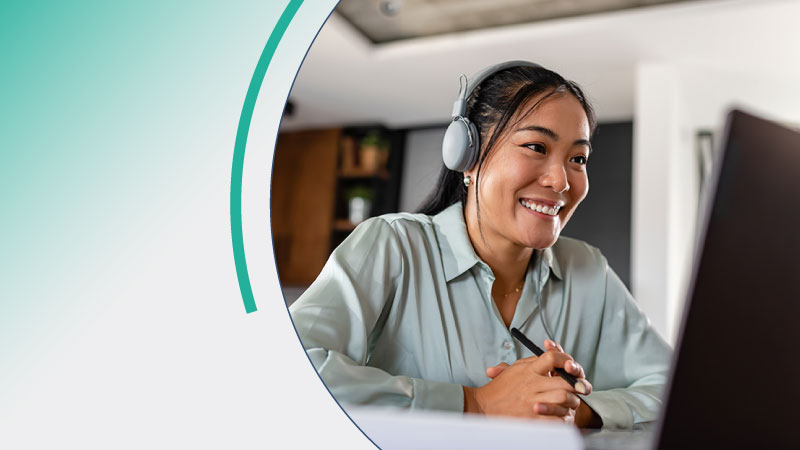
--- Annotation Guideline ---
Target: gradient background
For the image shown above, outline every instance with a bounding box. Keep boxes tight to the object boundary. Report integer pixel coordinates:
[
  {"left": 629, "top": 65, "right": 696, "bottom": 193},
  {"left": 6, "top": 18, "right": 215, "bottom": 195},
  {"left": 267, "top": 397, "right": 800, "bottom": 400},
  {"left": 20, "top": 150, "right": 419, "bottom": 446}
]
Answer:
[{"left": 0, "top": 1, "right": 371, "bottom": 447}]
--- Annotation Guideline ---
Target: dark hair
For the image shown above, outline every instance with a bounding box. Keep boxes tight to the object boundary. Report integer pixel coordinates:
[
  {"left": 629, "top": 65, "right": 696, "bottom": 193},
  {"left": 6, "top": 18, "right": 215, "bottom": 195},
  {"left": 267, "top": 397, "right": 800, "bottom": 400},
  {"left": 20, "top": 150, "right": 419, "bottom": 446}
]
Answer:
[{"left": 417, "top": 65, "right": 596, "bottom": 216}]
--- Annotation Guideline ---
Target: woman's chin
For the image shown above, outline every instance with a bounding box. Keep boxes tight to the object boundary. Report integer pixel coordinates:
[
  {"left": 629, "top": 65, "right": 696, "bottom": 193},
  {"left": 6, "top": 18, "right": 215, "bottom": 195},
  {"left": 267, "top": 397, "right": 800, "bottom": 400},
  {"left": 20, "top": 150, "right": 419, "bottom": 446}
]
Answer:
[
  {"left": 521, "top": 234, "right": 559, "bottom": 250},
  {"left": 515, "top": 219, "right": 563, "bottom": 249}
]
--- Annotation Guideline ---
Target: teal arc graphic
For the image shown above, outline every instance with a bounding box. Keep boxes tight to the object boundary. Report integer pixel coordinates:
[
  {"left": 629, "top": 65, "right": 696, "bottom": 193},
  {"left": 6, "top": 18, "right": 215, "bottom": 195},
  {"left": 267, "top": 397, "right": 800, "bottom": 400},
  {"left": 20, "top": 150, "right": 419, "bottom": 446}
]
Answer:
[{"left": 231, "top": 0, "right": 304, "bottom": 313}]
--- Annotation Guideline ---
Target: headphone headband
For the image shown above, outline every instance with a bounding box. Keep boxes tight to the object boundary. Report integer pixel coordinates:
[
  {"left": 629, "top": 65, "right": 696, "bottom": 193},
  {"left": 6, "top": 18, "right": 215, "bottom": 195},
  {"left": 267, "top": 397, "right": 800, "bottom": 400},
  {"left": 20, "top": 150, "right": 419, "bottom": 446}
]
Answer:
[
  {"left": 465, "top": 60, "right": 543, "bottom": 102},
  {"left": 452, "top": 60, "right": 544, "bottom": 118}
]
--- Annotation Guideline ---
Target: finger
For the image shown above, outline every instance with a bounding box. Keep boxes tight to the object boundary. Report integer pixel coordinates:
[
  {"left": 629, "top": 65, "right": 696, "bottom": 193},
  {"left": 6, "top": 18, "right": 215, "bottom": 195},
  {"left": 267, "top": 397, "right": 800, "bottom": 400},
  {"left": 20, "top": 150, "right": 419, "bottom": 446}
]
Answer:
[
  {"left": 535, "top": 389, "right": 581, "bottom": 410},
  {"left": 544, "top": 355, "right": 590, "bottom": 394},
  {"left": 542, "top": 342, "right": 583, "bottom": 378},
  {"left": 485, "top": 362, "right": 510, "bottom": 379},
  {"left": 544, "top": 339, "right": 564, "bottom": 353},
  {"left": 535, "top": 374, "right": 590, "bottom": 397},
  {"left": 529, "top": 351, "right": 575, "bottom": 376},
  {"left": 534, "top": 402, "right": 572, "bottom": 417},
  {"left": 513, "top": 354, "right": 540, "bottom": 365},
  {"left": 549, "top": 371, "right": 592, "bottom": 395},
  {"left": 576, "top": 378, "right": 593, "bottom": 395},
  {"left": 564, "top": 360, "right": 585, "bottom": 379}
]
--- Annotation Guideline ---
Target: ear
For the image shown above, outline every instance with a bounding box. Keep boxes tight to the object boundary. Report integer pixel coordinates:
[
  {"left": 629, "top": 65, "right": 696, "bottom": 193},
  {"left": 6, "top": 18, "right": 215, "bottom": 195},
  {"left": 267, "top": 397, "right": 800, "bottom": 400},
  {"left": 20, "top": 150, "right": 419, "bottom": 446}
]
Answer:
[
  {"left": 463, "top": 167, "right": 477, "bottom": 180},
  {"left": 462, "top": 168, "right": 478, "bottom": 193}
]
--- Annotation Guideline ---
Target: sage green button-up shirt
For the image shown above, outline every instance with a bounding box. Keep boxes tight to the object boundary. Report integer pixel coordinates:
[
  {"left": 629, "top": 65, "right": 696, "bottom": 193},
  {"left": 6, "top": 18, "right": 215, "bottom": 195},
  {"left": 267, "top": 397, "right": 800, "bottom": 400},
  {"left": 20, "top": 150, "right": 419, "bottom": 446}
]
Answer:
[{"left": 289, "top": 203, "right": 672, "bottom": 430}]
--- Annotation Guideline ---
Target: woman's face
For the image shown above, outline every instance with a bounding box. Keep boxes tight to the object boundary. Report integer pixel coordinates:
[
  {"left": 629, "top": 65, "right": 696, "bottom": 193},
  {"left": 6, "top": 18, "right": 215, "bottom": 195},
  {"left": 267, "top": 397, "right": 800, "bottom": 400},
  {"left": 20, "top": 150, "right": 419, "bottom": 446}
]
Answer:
[{"left": 466, "top": 92, "right": 591, "bottom": 250}]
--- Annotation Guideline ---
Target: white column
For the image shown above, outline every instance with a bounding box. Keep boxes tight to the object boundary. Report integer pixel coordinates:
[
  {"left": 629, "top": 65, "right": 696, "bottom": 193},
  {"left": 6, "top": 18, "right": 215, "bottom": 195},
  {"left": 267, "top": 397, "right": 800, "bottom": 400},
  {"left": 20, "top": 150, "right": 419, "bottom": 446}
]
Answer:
[{"left": 631, "top": 63, "right": 698, "bottom": 344}]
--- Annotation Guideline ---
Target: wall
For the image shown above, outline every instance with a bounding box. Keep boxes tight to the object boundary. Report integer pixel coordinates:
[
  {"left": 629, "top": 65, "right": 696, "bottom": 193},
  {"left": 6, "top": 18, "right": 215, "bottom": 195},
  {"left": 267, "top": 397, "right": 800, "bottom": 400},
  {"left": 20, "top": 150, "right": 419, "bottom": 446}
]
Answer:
[
  {"left": 564, "top": 121, "right": 633, "bottom": 287},
  {"left": 399, "top": 127, "right": 447, "bottom": 213},
  {"left": 631, "top": 61, "right": 800, "bottom": 343}
]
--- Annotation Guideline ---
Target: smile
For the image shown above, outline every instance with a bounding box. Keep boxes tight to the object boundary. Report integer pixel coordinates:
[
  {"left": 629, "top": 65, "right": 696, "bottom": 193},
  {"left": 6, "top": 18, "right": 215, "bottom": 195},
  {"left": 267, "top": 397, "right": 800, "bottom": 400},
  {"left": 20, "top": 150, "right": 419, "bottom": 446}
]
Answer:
[{"left": 520, "top": 199, "right": 561, "bottom": 216}]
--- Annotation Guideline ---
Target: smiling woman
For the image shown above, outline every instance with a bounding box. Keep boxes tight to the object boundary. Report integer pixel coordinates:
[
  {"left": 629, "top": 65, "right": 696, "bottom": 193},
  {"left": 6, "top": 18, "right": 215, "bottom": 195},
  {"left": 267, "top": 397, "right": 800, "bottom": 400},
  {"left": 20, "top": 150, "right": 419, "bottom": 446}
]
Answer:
[{"left": 289, "top": 61, "right": 671, "bottom": 430}]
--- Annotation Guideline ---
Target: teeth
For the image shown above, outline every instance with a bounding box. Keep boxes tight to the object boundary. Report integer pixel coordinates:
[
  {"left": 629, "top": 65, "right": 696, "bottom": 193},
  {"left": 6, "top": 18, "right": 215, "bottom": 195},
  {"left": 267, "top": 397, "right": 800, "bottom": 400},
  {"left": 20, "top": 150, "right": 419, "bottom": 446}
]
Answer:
[{"left": 520, "top": 199, "right": 561, "bottom": 216}]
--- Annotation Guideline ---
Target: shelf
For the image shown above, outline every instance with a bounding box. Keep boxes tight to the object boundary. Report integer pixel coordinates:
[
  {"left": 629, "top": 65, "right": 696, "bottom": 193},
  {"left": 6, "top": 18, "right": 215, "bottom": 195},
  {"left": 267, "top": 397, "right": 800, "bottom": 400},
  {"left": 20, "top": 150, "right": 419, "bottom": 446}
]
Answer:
[
  {"left": 333, "top": 219, "right": 359, "bottom": 231},
  {"left": 338, "top": 168, "right": 390, "bottom": 179},
  {"left": 329, "top": 126, "right": 405, "bottom": 253}
]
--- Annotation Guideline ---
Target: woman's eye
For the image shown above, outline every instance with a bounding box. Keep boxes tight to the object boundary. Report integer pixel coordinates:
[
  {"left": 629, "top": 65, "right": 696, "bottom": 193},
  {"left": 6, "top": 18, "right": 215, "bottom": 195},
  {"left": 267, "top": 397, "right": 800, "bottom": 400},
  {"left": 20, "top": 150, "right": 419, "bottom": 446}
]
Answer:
[
  {"left": 525, "top": 143, "right": 546, "bottom": 154},
  {"left": 571, "top": 155, "right": 588, "bottom": 165}
]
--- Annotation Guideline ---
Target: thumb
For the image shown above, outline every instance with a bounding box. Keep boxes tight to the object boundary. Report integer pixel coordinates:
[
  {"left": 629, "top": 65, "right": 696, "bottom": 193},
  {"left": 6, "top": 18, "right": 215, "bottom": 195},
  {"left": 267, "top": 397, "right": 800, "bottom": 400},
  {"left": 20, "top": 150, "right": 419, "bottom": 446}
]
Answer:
[{"left": 485, "top": 362, "right": 511, "bottom": 379}]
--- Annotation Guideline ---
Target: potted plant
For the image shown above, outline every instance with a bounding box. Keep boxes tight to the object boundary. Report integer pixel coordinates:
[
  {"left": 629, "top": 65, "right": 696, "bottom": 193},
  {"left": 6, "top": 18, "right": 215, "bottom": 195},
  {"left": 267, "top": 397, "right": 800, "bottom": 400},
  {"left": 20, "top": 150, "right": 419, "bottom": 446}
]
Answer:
[
  {"left": 346, "top": 185, "right": 374, "bottom": 224},
  {"left": 359, "top": 132, "right": 389, "bottom": 172}
]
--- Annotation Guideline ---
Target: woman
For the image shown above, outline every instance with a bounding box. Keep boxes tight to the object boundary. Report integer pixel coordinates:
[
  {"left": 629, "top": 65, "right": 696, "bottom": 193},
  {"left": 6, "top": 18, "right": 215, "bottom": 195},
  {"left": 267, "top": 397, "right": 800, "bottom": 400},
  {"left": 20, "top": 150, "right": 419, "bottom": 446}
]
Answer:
[{"left": 289, "top": 61, "right": 671, "bottom": 429}]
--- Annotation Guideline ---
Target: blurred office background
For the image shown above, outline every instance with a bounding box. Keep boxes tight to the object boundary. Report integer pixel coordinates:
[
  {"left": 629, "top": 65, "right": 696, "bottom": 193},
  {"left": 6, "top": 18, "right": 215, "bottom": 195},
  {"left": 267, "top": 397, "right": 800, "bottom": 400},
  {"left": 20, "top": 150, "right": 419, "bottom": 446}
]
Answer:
[{"left": 273, "top": 0, "right": 800, "bottom": 344}]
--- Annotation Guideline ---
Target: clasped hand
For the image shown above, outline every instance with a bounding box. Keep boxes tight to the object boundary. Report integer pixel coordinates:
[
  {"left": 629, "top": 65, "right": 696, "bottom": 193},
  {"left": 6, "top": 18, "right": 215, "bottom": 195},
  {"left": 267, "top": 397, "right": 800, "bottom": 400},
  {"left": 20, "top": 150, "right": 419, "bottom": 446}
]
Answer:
[{"left": 463, "top": 340, "right": 592, "bottom": 425}]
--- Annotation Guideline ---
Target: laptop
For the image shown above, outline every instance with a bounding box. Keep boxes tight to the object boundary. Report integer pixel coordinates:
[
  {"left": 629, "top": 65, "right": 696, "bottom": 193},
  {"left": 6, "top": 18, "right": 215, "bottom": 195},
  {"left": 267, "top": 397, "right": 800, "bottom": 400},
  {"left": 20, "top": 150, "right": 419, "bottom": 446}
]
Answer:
[{"left": 588, "top": 109, "right": 800, "bottom": 449}]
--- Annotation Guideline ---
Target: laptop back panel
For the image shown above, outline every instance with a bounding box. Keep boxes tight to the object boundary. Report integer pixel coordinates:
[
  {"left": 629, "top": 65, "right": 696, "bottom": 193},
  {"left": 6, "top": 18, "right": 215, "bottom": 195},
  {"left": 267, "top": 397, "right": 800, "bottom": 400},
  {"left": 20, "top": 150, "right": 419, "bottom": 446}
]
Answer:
[{"left": 656, "top": 110, "right": 800, "bottom": 449}]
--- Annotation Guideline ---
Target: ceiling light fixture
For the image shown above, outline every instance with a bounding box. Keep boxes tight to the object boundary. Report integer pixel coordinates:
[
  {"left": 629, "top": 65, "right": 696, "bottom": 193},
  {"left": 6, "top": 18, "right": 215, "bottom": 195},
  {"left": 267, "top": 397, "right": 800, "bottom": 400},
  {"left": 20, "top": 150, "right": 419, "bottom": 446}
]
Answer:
[{"left": 378, "top": 0, "right": 403, "bottom": 17}]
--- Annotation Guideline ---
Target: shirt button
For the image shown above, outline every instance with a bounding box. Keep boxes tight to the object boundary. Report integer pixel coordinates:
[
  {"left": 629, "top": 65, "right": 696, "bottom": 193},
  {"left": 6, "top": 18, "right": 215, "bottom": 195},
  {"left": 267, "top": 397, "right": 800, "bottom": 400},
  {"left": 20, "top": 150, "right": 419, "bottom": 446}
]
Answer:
[{"left": 503, "top": 340, "right": 512, "bottom": 350}]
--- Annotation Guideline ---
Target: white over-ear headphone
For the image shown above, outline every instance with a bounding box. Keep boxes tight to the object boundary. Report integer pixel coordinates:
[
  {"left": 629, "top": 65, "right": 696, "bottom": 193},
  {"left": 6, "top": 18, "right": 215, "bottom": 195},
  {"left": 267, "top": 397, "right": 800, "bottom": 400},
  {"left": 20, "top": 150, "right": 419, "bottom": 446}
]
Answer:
[{"left": 441, "top": 60, "right": 543, "bottom": 172}]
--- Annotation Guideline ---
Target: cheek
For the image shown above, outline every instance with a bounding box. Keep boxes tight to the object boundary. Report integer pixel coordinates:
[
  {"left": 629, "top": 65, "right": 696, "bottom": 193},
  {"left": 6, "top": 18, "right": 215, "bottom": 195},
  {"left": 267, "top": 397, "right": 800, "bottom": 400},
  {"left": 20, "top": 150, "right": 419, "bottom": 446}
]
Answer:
[
  {"left": 574, "top": 175, "right": 588, "bottom": 203},
  {"left": 477, "top": 177, "right": 507, "bottom": 215},
  {"left": 479, "top": 163, "right": 523, "bottom": 206},
  {"left": 565, "top": 173, "right": 589, "bottom": 216}
]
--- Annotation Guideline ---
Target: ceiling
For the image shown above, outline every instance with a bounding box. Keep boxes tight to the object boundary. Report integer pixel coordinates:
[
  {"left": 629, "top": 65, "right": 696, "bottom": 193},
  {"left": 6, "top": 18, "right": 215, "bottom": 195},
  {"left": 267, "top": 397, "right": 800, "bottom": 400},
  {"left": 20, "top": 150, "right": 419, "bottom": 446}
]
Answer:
[
  {"left": 337, "top": 0, "right": 698, "bottom": 43},
  {"left": 281, "top": 0, "right": 800, "bottom": 130}
]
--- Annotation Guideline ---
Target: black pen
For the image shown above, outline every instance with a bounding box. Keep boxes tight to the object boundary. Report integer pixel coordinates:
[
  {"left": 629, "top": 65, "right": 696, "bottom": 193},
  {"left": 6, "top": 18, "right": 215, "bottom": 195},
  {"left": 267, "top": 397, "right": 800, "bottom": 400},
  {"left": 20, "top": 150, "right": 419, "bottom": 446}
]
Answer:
[{"left": 510, "top": 327, "right": 588, "bottom": 395}]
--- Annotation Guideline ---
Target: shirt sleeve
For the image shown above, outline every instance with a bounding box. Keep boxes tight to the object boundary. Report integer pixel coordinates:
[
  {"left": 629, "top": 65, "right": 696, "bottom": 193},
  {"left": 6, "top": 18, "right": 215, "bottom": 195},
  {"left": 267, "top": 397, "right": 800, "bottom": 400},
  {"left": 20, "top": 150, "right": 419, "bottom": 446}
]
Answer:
[
  {"left": 288, "top": 217, "right": 465, "bottom": 412},
  {"left": 580, "top": 263, "right": 673, "bottom": 430}
]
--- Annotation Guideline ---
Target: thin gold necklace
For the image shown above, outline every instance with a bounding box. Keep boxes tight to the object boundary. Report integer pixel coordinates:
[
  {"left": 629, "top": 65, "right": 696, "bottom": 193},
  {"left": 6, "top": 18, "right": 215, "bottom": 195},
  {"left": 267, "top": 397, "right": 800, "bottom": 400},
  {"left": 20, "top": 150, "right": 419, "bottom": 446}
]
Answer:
[{"left": 502, "top": 281, "right": 524, "bottom": 298}]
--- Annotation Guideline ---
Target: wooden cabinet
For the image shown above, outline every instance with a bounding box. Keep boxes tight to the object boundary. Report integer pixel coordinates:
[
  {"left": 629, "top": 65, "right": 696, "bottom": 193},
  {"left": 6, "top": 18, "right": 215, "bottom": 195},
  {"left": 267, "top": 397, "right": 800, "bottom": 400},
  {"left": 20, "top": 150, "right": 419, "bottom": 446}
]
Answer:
[
  {"left": 272, "top": 126, "right": 405, "bottom": 285},
  {"left": 271, "top": 128, "right": 340, "bottom": 286}
]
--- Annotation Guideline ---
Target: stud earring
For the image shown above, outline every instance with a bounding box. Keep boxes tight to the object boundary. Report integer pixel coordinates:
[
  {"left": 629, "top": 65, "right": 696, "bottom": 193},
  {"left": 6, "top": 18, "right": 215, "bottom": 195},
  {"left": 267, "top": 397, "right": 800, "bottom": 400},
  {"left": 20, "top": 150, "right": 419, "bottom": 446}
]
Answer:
[{"left": 463, "top": 175, "right": 471, "bottom": 187}]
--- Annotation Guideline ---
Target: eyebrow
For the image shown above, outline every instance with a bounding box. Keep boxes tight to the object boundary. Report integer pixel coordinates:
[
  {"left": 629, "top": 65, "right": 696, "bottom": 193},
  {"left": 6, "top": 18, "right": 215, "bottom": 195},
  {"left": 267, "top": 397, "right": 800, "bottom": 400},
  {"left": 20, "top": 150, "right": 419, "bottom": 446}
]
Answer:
[{"left": 515, "top": 125, "right": 593, "bottom": 153}]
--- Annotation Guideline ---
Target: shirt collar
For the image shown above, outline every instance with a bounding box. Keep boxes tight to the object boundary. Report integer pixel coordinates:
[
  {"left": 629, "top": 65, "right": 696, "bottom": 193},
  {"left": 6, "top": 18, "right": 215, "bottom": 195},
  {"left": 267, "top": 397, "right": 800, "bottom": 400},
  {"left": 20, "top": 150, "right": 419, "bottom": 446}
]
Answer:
[
  {"left": 540, "top": 245, "right": 563, "bottom": 280},
  {"left": 432, "top": 202, "right": 563, "bottom": 282},
  {"left": 433, "top": 203, "right": 482, "bottom": 281}
]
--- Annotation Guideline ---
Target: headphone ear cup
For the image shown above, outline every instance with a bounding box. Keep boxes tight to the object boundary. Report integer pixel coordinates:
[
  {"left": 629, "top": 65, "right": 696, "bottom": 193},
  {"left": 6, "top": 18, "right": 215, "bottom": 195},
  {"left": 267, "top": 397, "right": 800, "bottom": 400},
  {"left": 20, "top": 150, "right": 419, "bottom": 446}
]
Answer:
[
  {"left": 467, "top": 121, "right": 480, "bottom": 168},
  {"left": 442, "top": 118, "right": 480, "bottom": 172}
]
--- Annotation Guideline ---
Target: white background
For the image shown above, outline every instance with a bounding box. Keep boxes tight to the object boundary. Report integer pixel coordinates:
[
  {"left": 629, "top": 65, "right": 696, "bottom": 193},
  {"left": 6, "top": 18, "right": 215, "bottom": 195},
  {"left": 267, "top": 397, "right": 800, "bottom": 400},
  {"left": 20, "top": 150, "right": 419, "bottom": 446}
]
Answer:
[{"left": 0, "top": 1, "right": 374, "bottom": 448}]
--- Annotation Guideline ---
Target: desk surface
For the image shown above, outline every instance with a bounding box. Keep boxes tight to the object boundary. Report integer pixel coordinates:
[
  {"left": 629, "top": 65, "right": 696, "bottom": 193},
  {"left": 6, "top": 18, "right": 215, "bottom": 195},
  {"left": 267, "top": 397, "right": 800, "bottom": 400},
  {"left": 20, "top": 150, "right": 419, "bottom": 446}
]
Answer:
[
  {"left": 582, "top": 429, "right": 654, "bottom": 450},
  {"left": 346, "top": 406, "right": 584, "bottom": 450},
  {"left": 343, "top": 406, "right": 664, "bottom": 450}
]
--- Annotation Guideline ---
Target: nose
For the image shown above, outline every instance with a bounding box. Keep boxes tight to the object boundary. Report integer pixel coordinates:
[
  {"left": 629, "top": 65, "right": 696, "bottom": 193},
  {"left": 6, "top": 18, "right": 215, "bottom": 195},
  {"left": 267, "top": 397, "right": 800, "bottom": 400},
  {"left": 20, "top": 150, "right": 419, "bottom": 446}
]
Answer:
[{"left": 538, "top": 161, "right": 569, "bottom": 193}]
